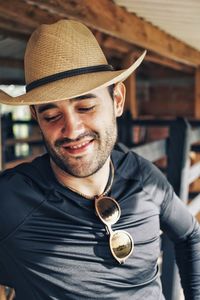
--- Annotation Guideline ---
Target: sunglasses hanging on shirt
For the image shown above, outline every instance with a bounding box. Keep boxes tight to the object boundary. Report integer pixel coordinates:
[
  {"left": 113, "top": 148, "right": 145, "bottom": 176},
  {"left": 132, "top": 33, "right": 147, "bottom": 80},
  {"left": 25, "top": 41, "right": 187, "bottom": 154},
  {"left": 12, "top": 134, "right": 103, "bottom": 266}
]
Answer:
[
  {"left": 56, "top": 158, "right": 134, "bottom": 264},
  {"left": 95, "top": 196, "right": 134, "bottom": 264}
]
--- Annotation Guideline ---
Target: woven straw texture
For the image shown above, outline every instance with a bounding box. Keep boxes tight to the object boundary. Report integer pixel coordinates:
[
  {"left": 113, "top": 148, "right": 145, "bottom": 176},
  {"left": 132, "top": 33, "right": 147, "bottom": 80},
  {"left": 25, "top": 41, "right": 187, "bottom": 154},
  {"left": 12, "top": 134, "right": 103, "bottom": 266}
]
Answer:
[{"left": 0, "top": 20, "right": 146, "bottom": 105}]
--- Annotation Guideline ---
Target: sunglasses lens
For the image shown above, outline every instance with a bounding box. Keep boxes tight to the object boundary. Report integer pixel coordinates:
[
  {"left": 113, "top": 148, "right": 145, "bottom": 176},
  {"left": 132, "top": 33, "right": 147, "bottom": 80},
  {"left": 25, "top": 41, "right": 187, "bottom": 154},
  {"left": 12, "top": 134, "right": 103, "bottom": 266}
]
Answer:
[
  {"left": 96, "top": 197, "right": 120, "bottom": 224},
  {"left": 111, "top": 231, "right": 133, "bottom": 259}
]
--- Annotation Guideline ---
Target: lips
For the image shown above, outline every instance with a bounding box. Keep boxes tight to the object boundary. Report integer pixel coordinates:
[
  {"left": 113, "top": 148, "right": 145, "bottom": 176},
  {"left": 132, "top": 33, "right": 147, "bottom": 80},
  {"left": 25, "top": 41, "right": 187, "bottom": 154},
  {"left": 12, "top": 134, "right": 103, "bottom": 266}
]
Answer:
[
  {"left": 66, "top": 140, "right": 92, "bottom": 149},
  {"left": 61, "top": 139, "right": 94, "bottom": 155}
]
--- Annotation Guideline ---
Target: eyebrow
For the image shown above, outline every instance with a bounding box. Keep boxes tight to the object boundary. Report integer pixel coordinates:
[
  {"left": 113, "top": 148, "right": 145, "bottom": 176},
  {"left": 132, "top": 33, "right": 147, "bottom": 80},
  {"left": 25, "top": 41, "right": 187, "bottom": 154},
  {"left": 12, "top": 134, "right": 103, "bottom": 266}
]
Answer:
[
  {"left": 74, "top": 93, "right": 96, "bottom": 101},
  {"left": 37, "top": 103, "right": 57, "bottom": 114},
  {"left": 37, "top": 93, "right": 97, "bottom": 114}
]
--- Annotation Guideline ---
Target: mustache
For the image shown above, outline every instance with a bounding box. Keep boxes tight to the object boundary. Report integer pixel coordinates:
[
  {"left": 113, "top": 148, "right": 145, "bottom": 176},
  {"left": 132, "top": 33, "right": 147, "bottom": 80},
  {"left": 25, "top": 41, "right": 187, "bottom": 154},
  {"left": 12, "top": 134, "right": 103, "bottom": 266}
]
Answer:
[{"left": 55, "top": 132, "right": 99, "bottom": 147}]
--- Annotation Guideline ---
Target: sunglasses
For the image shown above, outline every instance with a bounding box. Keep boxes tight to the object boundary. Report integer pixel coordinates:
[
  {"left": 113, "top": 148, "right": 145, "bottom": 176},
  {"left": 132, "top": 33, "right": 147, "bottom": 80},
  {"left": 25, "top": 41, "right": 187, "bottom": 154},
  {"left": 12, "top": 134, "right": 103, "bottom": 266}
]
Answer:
[{"left": 95, "top": 196, "right": 134, "bottom": 264}]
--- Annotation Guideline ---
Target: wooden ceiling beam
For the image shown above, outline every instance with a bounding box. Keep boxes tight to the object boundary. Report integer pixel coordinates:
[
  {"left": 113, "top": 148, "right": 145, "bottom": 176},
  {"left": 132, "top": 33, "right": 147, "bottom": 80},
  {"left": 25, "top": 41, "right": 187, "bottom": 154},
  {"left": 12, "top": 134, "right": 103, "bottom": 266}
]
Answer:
[
  {"left": 21, "top": 0, "right": 200, "bottom": 66},
  {"left": 134, "top": 51, "right": 194, "bottom": 74},
  {"left": 194, "top": 67, "right": 200, "bottom": 119},
  {"left": 0, "top": 16, "right": 32, "bottom": 37},
  {"left": 0, "top": 1, "right": 58, "bottom": 38},
  {"left": 0, "top": 0, "right": 199, "bottom": 67},
  {"left": 0, "top": 2, "right": 48, "bottom": 30},
  {"left": 122, "top": 53, "right": 138, "bottom": 117},
  {"left": 101, "top": 36, "right": 194, "bottom": 73},
  {"left": 102, "top": 36, "right": 132, "bottom": 54},
  {"left": 0, "top": 28, "right": 28, "bottom": 40}
]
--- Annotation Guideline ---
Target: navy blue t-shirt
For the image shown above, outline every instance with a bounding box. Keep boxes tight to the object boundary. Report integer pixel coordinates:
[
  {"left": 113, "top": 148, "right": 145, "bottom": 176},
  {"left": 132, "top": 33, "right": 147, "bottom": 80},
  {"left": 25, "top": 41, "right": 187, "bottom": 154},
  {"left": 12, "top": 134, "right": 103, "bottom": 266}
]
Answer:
[{"left": 0, "top": 150, "right": 199, "bottom": 299}]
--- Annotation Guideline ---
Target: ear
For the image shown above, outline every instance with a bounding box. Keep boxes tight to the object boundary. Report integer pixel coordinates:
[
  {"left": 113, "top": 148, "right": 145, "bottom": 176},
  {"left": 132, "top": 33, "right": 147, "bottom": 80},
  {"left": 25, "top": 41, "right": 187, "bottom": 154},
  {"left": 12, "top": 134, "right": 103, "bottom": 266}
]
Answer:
[
  {"left": 113, "top": 82, "right": 126, "bottom": 117},
  {"left": 30, "top": 105, "right": 37, "bottom": 121}
]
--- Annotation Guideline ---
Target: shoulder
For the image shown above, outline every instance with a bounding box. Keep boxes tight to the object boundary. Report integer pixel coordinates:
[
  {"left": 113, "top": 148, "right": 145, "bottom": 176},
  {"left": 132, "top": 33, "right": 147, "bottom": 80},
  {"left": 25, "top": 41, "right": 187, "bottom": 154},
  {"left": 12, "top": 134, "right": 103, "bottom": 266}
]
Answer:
[
  {"left": 0, "top": 153, "right": 49, "bottom": 189},
  {"left": 0, "top": 166, "right": 32, "bottom": 199},
  {"left": 112, "top": 148, "right": 173, "bottom": 205},
  {"left": 112, "top": 148, "right": 164, "bottom": 182},
  {"left": 0, "top": 155, "right": 48, "bottom": 241}
]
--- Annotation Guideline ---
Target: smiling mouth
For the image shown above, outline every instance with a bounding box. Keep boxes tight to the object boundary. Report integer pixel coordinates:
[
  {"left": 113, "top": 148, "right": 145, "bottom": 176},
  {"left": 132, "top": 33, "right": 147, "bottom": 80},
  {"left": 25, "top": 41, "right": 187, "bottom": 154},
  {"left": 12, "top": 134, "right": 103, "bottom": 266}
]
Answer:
[
  {"left": 61, "top": 139, "right": 94, "bottom": 154},
  {"left": 65, "top": 140, "right": 93, "bottom": 149}
]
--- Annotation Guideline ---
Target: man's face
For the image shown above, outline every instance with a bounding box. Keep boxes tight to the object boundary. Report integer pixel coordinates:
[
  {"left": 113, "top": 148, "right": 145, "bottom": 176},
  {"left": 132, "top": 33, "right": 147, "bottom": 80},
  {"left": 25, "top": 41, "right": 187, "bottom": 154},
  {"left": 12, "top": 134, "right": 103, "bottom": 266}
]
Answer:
[{"left": 32, "top": 84, "right": 125, "bottom": 178}]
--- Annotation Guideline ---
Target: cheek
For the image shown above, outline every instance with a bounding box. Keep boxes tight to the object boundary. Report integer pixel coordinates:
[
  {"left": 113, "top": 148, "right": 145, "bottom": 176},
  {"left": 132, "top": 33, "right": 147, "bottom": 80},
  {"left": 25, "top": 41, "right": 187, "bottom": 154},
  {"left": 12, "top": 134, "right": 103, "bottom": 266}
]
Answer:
[
  {"left": 38, "top": 121, "right": 59, "bottom": 143},
  {"left": 94, "top": 114, "right": 116, "bottom": 135}
]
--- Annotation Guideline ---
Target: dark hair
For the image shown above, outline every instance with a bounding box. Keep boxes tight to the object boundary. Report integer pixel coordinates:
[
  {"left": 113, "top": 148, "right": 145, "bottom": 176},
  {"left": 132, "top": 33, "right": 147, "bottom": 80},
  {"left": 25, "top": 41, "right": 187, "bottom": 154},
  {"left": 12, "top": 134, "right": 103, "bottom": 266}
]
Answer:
[{"left": 108, "top": 84, "right": 115, "bottom": 99}]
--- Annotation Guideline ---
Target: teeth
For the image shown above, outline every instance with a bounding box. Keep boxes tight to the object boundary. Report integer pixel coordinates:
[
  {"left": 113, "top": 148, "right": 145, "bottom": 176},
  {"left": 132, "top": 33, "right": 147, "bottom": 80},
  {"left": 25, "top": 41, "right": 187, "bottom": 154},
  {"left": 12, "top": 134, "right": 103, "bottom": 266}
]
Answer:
[{"left": 68, "top": 141, "right": 90, "bottom": 149}]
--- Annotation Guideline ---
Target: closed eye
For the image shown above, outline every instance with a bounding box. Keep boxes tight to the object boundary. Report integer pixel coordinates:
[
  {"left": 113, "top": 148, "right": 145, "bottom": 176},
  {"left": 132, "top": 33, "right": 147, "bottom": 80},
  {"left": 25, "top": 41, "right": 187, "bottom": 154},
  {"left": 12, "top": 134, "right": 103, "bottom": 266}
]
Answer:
[
  {"left": 78, "top": 106, "right": 95, "bottom": 112},
  {"left": 44, "top": 114, "right": 62, "bottom": 122}
]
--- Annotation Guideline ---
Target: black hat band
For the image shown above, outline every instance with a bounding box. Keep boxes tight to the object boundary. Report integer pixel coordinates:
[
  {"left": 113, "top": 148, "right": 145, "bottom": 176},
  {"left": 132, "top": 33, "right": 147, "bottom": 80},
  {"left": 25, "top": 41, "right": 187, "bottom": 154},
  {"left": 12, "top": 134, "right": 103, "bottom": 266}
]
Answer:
[{"left": 26, "top": 64, "right": 114, "bottom": 92}]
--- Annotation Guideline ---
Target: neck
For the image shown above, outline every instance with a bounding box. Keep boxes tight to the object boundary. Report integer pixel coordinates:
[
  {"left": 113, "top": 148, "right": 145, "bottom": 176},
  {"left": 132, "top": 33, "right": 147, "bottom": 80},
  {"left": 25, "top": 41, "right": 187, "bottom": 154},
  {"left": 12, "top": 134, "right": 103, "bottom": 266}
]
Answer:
[{"left": 50, "top": 158, "right": 111, "bottom": 199}]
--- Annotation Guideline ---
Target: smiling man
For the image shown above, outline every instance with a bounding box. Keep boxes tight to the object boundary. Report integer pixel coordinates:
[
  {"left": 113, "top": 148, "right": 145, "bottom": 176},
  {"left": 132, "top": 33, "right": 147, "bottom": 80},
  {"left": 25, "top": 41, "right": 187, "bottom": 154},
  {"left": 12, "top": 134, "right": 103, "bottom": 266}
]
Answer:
[
  {"left": 32, "top": 86, "right": 124, "bottom": 198},
  {"left": 0, "top": 20, "right": 199, "bottom": 300}
]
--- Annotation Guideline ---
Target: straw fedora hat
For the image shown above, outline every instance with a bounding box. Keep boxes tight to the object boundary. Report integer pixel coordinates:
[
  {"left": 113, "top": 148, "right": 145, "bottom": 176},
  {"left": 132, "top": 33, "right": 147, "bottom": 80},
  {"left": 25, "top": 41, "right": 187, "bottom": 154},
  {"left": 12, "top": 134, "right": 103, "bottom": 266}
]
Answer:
[{"left": 0, "top": 19, "right": 146, "bottom": 105}]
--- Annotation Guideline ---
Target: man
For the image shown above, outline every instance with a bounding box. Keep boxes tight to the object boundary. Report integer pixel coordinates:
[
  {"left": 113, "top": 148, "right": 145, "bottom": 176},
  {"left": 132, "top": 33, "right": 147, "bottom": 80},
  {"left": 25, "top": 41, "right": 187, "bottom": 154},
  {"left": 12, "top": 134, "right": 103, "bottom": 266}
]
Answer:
[{"left": 0, "top": 20, "right": 199, "bottom": 300}]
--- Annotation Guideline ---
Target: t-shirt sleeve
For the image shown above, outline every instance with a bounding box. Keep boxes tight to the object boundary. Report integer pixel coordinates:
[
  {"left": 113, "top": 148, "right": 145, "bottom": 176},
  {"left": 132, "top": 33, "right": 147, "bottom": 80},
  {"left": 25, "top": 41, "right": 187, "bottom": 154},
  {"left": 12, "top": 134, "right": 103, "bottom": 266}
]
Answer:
[
  {"left": 137, "top": 154, "right": 200, "bottom": 300},
  {"left": 160, "top": 180, "right": 200, "bottom": 300}
]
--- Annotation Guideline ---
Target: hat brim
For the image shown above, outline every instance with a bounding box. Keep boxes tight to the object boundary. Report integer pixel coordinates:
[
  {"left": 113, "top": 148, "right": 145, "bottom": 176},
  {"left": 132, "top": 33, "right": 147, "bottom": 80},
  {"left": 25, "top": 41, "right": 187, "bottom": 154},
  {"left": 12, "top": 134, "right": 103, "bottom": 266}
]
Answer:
[{"left": 0, "top": 51, "right": 146, "bottom": 105}]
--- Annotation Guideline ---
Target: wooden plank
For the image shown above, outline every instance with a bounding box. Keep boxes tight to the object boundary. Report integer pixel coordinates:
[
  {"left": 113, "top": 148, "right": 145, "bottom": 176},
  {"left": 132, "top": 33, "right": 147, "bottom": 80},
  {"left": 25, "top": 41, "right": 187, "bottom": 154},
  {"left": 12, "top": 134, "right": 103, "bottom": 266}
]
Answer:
[
  {"left": 102, "top": 35, "right": 132, "bottom": 54},
  {"left": 196, "top": 211, "right": 200, "bottom": 223},
  {"left": 161, "top": 236, "right": 181, "bottom": 300},
  {"left": 0, "top": 286, "right": 6, "bottom": 300},
  {"left": 194, "top": 67, "right": 200, "bottom": 119},
  {"left": 132, "top": 119, "right": 173, "bottom": 126},
  {"left": 162, "top": 118, "right": 191, "bottom": 300},
  {"left": 21, "top": 0, "right": 200, "bottom": 66},
  {"left": 0, "top": 57, "right": 23, "bottom": 69},
  {"left": 131, "top": 139, "right": 167, "bottom": 162},
  {"left": 140, "top": 97, "right": 193, "bottom": 117},
  {"left": 188, "top": 161, "right": 200, "bottom": 184},
  {"left": 0, "top": 16, "right": 33, "bottom": 37},
  {"left": 140, "top": 87, "right": 193, "bottom": 124},
  {"left": 167, "top": 118, "right": 191, "bottom": 201},
  {"left": 122, "top": 52, "right": 138, "bottom": 118},
  {"left": 0, "top": 2, "right": 46, "bottom": 31},
  {"left": 188, "top": 194, "right": 200, "bottom": 216},
  {"left": 102, "top": 36, "right": 194, "bottom": 73},
  {"left": 190, "top": 128, "right": 200, "bottom": 144},
  {"left": 0, "top": 26, "right": 28, "bottom": 40},
  {"left": 0, "top": 1, "right": 58, "bottom": 38},
  {"left": 143, "top": 52, "right": 194, "bottom": 74}
]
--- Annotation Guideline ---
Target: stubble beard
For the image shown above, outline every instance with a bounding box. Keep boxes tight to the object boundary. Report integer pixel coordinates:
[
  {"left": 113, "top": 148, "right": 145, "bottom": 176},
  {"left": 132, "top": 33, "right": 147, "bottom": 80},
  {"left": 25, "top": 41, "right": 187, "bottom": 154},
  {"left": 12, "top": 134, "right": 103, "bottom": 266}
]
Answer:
[{"left": 41, "top": 117, "right": 118, "bottom": 178}]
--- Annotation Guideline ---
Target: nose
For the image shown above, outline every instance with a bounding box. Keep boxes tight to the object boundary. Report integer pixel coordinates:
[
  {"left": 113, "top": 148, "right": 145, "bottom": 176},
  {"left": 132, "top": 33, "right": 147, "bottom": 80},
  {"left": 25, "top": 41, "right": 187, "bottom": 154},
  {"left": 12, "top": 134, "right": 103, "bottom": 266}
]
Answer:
[{"left": 61, "top": 112, "right": 85, "bottom": 140}]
